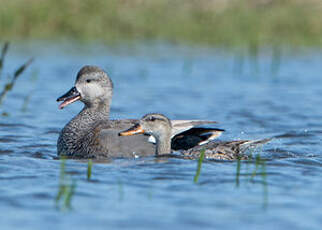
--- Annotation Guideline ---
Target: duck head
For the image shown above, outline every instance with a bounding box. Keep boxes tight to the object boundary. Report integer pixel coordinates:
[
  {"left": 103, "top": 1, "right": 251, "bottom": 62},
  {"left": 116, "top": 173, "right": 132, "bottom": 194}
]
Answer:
[
  {"left": 57, "top": 65, "right": 113, "bottom": 109},
  {"left": 120, "top": 113, "right": 172, "bottom": 140}
]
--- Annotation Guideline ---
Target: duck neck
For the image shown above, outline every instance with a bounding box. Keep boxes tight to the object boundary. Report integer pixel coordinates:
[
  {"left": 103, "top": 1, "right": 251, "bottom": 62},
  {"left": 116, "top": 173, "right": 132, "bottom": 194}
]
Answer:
[
  {"left": 83, "top": 99, "right": 111, "bottom": 117},
  {"left": 155, "top": 133, "right": 172, "bottom": 155},
  {"left": 68, "top": 99, "right": 111, "bottom": 132}
]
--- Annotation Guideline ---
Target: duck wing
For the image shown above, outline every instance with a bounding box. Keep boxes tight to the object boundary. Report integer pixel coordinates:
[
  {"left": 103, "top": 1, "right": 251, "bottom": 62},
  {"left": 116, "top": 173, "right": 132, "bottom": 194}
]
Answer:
[
  {"left": 171, "top": 127, "right": 225, "bottom": 150},
  {"left": 148, "top": 119, "right": 223, "bottom": 149},
  {"left": 170, "top": 120, "right": 223, "bottom": 150},
  {"left": 170, "top": 120, "right": 218, "bottom": 136}
]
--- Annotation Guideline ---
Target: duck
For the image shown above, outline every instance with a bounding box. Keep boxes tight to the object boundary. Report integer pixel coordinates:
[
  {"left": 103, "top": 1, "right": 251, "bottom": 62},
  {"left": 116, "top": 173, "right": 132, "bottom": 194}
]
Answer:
[
  {"left": 119, "top": 113, "right": 271, "bottom": 160},
  {"left": 56, "top": 66, "right": 224, "bottom": 159}
]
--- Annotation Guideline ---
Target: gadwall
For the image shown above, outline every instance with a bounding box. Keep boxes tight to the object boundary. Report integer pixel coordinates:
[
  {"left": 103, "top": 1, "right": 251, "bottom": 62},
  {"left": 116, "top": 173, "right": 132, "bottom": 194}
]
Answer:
[
  {"left": 57, "top": 66, "right": 223, "bottom": 158},
  {"left": 119, "top": 113, "right": 271, "bottom": 160}
]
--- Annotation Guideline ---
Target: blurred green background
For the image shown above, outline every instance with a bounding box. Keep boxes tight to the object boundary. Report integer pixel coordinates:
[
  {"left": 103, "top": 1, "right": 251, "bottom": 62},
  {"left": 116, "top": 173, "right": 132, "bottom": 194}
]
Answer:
[{"left": 1, "top": 0, "right": 322, "bottom": 47}]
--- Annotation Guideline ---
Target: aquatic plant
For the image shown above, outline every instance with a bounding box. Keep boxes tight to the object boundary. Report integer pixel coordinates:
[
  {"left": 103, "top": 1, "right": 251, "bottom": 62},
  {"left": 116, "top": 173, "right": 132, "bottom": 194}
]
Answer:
[
  {"left": 251, "top": 154, "right": 261, "bottom": 179},
  {"left": 193, "top": 148, "right": 205, "bottom": 184},
  {"left": 1, "top": 0, "right": 322, "bottom": 47},
  {"left": 261, "top": 158, "right": 268, "bottom": 209},
  {"left": 235, "top": 156, "right": 241, "bottom": 187},
  {"left": 87, "top": 159, "right": 92, "bottom": 181},
  {"left": 235, "top": 153, "right": 269, "bottom": 209},
  {"left": 0, "top": 42, "right": 9, "bottom": 77},
  {"left": 250, "top": 154, "right": 268, "bottom": 209},
  {"left": 0, "top": 42, "right": 33, "bottom": 112},
  {"left": 55, "top": 158, "right": 77, "bottom": 210}
]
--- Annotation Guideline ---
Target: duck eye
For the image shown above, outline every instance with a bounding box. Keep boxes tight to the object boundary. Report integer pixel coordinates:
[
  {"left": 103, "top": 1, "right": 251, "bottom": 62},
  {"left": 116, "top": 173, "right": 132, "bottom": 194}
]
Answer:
[
  {"left": 150, "top": 117, "right": 156, "bottom": 121},
  {"left": 86, "top": 79, "right": 92, "bottom": 83}
]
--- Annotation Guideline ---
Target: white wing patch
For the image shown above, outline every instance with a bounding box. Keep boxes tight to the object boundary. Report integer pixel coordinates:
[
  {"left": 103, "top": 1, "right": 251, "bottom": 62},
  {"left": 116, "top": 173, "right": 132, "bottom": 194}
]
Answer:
[
  {"left": 148, "top": 135, "right": 156, "bottom": 143},
  {"left": 170, "top": 120, "right": 217, "bottom": 137},
  {"left": 148, "top": 120, "right": 219, "bottom": 145}
]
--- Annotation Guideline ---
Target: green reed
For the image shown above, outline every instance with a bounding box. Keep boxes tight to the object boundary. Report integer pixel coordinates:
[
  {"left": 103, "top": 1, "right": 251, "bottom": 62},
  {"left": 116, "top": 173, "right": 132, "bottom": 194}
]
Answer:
[
  {"left": 87, "top": 159, "right": 93, "bottom": 181},
  {"left": 250, "top": 154, "right": 268, "bottom": 209},
  {"left": 56, "top": 158, "right": 77, "bottom": 210},
  {"left": 235, "top": 156, "right": 241, "bottom": 187},
  {"left": 0, "top": 42, "right": 33, "bottom": 110},
  {"left": 1, "top": 0, "right": 322, "bottom": 47},
  {"left": 235, "top": 149, "right": 268, "bottom": 209},
  {"left": 0, "top": 42, "right": 9, "bottom": 77},
  {"left": 261, "top": 158, "right": 268, "bottom": 209},
  {"left": 193, "top": 148, "right": 205, "bottom": 184},
  {"left": 251, "top": 154, "right": 262, "bottom": 180}
]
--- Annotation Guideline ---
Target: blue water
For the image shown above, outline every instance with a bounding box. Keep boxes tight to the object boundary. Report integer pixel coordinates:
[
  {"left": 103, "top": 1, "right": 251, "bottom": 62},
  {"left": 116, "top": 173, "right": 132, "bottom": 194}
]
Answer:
[{"left": 0, "top": 43, "right": 321, "bottom": 229}]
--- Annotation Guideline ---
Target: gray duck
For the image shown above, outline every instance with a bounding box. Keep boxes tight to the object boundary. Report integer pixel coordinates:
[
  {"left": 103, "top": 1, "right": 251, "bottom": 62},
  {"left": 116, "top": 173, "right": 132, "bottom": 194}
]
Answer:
[
  {"left": 119, "top": 113, "right": 271, "bottom": 160},
  {"left": 57, "top": 66, "right": 223, "bottom": 159}
]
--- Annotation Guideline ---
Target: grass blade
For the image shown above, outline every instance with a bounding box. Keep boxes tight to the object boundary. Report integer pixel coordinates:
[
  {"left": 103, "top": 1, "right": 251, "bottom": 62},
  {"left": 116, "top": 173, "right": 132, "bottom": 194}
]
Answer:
[
  {"left": 0, "top": 42, "right": 9, "bottom": 76},
  {"left": 251, "top": 154, "right": 261, "bottom": 180},
  {"left": 194, "top": 148, "right": 205, "bottom": 184},
  {"left": 55, "top": 185, "right": 66, "bottom": 205},
  {"left": 261, "top": 159, "right": 268, "bottom": 210},
  {"left": 235, "top": 156, "right": 241, "bottom": 187},
  {"left": 56, "top": 158, "right": 77, "bottom": 210},
  {"left": 0, "top": 57, "right": 34, "bottom": 106},
  {"left": 64, "top": 179, "right": 76, "bottom": 209},
  {"left": 60, "top": 158, "right": 66, "bottom": 181},
  {"left": 13, "top": 58, "right": 34, "bottom": 80},
  {"left": 87, "top": 159, "right": 92, "bottom": 181}
]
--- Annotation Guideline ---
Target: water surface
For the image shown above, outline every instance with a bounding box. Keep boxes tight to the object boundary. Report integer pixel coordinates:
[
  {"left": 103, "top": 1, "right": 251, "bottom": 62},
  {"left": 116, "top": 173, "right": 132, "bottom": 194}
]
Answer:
[{"left": 0, "top": 43, "right": 321, "bottom": 230}]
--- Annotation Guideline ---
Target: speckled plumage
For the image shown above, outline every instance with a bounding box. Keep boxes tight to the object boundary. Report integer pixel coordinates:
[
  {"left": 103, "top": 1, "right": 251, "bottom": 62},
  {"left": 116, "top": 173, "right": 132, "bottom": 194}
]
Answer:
[
  {"left": 57, "top": 109, "right": 155, "bottom": 158},
  {"left": 57, "top": 66, "right": 156, "bottom": 158},
  {"left": 57, "top": 66, "right": 222, "bottom": 159},
  {"left": 181, "top": 139, "right": 271, "bottom": 160}
]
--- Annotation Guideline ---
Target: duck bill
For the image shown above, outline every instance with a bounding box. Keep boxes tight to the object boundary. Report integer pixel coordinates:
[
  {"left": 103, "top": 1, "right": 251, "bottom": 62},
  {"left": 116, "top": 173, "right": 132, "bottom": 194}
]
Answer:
[
  {"left": 56, "top": 87, "right": 81, "bottom": 109},
  {"left": 119, "top": 124, "right": 145, "bottom": 136}
]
